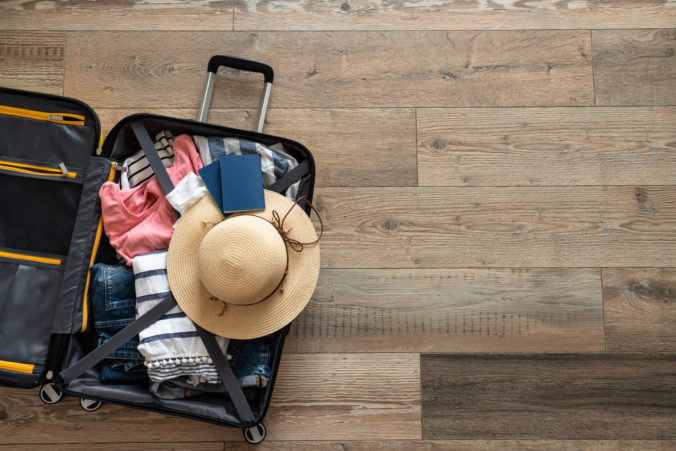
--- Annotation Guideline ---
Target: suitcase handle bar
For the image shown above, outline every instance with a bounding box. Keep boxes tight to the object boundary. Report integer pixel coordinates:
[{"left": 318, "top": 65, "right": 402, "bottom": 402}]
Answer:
[
  {"left": 198, "top": 55, "right": 274, "bottom": 133},
  {"left": 207, "top": 55, "right": 274, "bottom": 83}
]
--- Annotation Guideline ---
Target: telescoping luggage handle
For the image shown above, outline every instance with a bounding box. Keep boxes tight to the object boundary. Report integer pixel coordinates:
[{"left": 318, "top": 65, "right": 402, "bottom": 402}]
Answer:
[{"left": 198, "top": 55, "right": 274, "bottom": 133}]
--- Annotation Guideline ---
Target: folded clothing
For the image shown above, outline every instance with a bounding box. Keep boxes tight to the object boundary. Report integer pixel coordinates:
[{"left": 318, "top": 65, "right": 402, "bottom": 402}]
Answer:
[
  {"left": 165, "top": 171, "right": 208, "bottom": 217},
  {"left": 120, "top": 130, "right": 175, "bottom": 190},
  {"left": 149, "top": 335, "right": 274, "bottom": 399},
  {"left": 90, "top": 263, "right": 147, "bottom": 384},
  {"left": 132, "top": 250, "right": 229, "bottom": 385},
  {"left": 99, "top": 134, "right": 203, "bottom": 264},
  {"left": 193, "top": 136, "right": 300, "bottom": 199}
]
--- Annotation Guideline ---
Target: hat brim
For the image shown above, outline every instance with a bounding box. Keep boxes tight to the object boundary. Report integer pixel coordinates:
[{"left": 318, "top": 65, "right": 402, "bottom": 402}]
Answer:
[{"left": 167, "top": 191, "right": 320, "bottom": 339}]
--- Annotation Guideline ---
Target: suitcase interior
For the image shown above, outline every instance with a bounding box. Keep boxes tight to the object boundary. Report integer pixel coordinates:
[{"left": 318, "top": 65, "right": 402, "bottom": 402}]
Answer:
[{"left": 0, "top": 88, "right": 316, "bottom": 428}]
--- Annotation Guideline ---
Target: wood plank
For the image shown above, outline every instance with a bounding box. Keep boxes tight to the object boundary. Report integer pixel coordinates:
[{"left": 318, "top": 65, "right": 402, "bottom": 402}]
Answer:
[
  {"left": 235, "top": 0, "right": 676, "bottom": 31},
  {"left": 603, "top": 268, "right": 676, "bottom": 352},
  {"left": 64, "top": 31, "right": 593, "bottom": 109},
  {"left": 95, "top": 107, "right": 417, "bottom": 187},
  {"left": 0, "top": 32, "right": 64, "bottom": 96},
  {"left": 0, "top": 354, "right": 419, "bottom": 443},
  {"left": 594, "top": 30, "right": 676, "bottom": 106},
  {"left": 287, "top": 268, "right": 604, "bottom": 353},
  {"left": 264, "top": 354, "right": 420, "bottom": 440},
  {"left": 0, "top": 1, "right": 233, "bottom": 31},
  {"left": 421, "top": 354, "right": 676, "bottom": 439},
  {"left": 0, "top": 444, "right": 223, "bottom": 451},
  {"left": 224, "top": 440, "right": 676, "bottom": 451},
  {"left": 315, "top": 186, "right": 676, "bottom": 268},
  {"left": 417, "top": 107, "right": 676, "bottom": 186}
]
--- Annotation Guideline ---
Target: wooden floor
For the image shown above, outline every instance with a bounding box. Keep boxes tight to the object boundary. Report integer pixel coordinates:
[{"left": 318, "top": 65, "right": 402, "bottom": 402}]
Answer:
[{"left": 1, "top": 1, "right": 675, "bottom": 449}]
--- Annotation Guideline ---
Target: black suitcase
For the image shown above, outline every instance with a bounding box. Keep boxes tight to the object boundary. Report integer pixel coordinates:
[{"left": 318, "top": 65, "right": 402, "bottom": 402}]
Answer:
[{"left": 0, "top": 56, "right": 316, "bottom": 444}]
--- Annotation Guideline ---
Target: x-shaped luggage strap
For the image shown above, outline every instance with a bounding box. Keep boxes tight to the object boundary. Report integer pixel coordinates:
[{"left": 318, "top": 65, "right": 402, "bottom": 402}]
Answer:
[{"left": 61, "top": 121, "right": 310, "bottom": 425}]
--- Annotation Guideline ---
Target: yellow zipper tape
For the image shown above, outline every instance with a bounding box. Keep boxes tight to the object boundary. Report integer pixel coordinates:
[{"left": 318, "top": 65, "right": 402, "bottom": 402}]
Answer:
[
  {"left": 0, "top": 160, "right": 62, "bottom": 173},
  {"left": 0, "top": 360, "right": 34, "bottom": 374},
  {"left": 81, "top": 162, "right": 117, "bottom": 333},
  {"left": 0, "top": 163, "right": 77, "bottom": 179},
  {"left": 0, "top": 105, "right": 85, "bottom": 126},
  {"left": 0, "top": 250, "right": 62, "bottom": 265}
]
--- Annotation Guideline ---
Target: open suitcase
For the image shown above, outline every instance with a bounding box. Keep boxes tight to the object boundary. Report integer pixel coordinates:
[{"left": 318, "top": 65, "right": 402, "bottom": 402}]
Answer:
[{"left": 0, "top": 56, "right": 316, "bottom": 444}]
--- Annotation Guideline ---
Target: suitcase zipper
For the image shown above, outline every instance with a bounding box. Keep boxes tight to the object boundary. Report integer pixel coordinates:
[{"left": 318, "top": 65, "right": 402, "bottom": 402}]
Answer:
[
  {"left": 79, "top": 161, "right": 117, "bottom": 333},
  {"left": 0, "top": 359, "right": 35, "bottom": 374},
  {"left": 0, "top": 159, "right": 78, "bottom": 179},
  {"left": 0, "top": 105, "right": 85, "bottom": 126},
  {"left": 0, "top": 248, "right": 63, "bottom": 266}
]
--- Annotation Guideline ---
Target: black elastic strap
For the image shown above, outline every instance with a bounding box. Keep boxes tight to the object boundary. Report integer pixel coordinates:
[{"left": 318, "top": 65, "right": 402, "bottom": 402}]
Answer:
[
  {"left": 60, "top": 295, "right": 177, "bottom": 384},
  {"left": 130, "top": 121, "right": 175, "bottom": 197},
  {"left": 268, "top": 160, "right": 310, "bottom": 195},
  {"left": 195, "top": 326, "right": 255, "bottom": 423}
]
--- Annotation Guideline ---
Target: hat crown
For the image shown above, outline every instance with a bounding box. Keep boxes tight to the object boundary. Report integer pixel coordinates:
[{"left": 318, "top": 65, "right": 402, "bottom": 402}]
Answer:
[{"left": 197, "top": 215, "right": 287, "bottom": 305}]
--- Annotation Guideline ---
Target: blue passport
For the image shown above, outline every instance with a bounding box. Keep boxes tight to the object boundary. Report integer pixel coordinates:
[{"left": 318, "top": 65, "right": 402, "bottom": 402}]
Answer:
[
  {"left": 199, "top": 154, "right": 265, "bottom": 215},
  {"left": 220, "top": 154, "right": 265, "bottom": 213},
  {"left": 198, "top": 160, "right": 224, "bottom": 213}
]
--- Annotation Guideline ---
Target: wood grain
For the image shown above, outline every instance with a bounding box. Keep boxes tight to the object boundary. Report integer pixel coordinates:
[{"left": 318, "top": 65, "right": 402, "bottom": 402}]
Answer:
[
  {"left": 287, "top": 268, "right": 604, "bottom": 353},
  {"left": 421, "top": 354, "right": 676, "bottom": 439},
  {"left": 417, "top": 107, "right": 676, "bottom": 186},
  {"left": 64, "top": 31, "right": 593, "bottom": 109},
  {"left": 0, "top": 444, "right": 223, "bottom": 451},
  {"left": 314, "top": 186, "right": 676, "bottom": 268},
  {"left": 235, "top": 0, "right": 676, "bottom": 31},
  {"left": 0, "top": 32, "right": 64, "bottom": 95},
  {"left": 0, "top": 354, "right": 419, "bottom": 443},
  {"left": 224, "top": 440, "right": 676, "bottom": 451},
  {"left": 603, "top": 268, "right": 676, "bottom": 352},
  {"left": 95, "top": 107, "right": 417, "bottom": 187},
  {"left": 0, "top": 1, "right": 233, "bottom": 31},
  {"left": 594, "top": 29, "right": 676, "bottom": 106},
  {"left": 264, "top": 354, "right": 420, "bottom": 440}
]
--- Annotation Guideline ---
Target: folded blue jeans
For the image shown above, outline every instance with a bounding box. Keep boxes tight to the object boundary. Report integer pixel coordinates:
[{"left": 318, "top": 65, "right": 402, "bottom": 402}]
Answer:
[
  {"left": 149, "top": 335, "right": 274, "bottom": 399},
  {"left": 90, "top": 263, "right": 147, "bottom": 384}
]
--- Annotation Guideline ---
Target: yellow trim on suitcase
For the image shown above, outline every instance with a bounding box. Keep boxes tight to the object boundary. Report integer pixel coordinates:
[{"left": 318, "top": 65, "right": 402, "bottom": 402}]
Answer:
[
  {"left": 80, "top": 162, "right": 117, "bottom": 333},
  {"left": 0, "top": 105, "right": 85, "bottom": 126},
  {"left": 0, "top": 360, "right": 35, "bottom": 374},
  {"left": 0, "top": 250, "right": 62, "bottom": 265},
  {"left": 0, "top": 161, "right": 77, "bottom": 179}
]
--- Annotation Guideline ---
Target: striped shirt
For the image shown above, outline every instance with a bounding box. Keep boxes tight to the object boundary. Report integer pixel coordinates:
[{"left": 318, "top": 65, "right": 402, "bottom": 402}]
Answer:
[
  {"left": 120, "top": 130, "right": 175, "bottom": 190},
  {"left": 133, "top": 250, "right": 229, "bottom": 385},
  {"left": 193, "top": 136, "right": 300, "bottom": 199}
]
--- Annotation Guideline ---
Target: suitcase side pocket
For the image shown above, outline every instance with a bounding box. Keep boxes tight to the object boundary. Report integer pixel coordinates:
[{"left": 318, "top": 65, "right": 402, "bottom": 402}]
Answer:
[
  {"left": 0, "top": 255, "right": 64, "bottom": 387},
  {"left": 53, "top": 157, "right": 115, "bottom": 335}
]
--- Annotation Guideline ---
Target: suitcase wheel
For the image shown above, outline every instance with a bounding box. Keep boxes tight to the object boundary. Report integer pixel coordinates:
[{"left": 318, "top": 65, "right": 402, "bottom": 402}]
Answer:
[
  {"left": 79, "top": 398, "right": 103, "bottom": 412},
  {"left": 243, "top": 423, "right": 266, "bottom": 444},
  {"left": 39, "top": 383, "right": 63, "bottom": 405}
]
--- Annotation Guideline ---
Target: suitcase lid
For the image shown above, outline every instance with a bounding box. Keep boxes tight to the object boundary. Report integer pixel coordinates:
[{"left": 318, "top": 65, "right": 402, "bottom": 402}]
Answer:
[{"left": 0, "top": 86, "right": 103, "bottom": 388}]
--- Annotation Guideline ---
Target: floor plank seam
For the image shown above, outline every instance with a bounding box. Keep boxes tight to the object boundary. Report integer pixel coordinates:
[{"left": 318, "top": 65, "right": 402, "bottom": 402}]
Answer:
[
  {"left": 600, "top": 267, "right": 607, "bottom": 352},
  {"left": 591, "top": 29, "right": 597, "bottom": 107}
]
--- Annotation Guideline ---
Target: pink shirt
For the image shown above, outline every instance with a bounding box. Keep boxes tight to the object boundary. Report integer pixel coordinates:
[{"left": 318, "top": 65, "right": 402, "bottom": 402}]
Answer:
[{"left": 99, "top": 134, "right": 204, "bottom": 264}]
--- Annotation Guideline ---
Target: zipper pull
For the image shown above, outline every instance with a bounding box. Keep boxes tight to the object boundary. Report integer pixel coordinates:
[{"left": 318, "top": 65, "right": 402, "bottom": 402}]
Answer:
[
  {"left": 58, "top": 162, "right": 69, "bottom": 176},
  {"left": 96, "top": 147, "right": 103, "bottom": 156}
]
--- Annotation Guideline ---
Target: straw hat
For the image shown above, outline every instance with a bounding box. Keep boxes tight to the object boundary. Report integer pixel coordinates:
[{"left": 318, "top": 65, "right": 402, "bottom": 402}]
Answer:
[{"left": 167, "top": 190, "right": 320, "bottom": 339}]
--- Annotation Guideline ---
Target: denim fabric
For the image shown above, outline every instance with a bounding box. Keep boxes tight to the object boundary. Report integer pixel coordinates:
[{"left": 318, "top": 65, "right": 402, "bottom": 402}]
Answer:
[
  {"left": 149, "top": 335, "right": 274, "bottom": 399},
  {"left": 229, "top": 335, "right": 274, "bottom": 388},
  {"left": 90, "top": 263, "right": 147, "bottom": 383}
]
